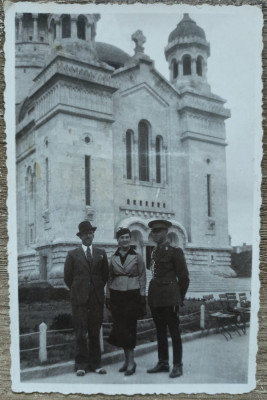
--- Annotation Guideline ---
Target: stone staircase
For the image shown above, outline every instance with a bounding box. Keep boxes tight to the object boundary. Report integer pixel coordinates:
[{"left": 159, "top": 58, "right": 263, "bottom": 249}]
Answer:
[{"left": 187, "top": 267, "right": 251, "bottom": 298}]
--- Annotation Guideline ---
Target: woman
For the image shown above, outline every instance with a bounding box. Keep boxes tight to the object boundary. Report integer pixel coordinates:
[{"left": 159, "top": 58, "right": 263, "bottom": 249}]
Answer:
[{"left": 106, "top": 228, "right": 146, "bottom": 376}]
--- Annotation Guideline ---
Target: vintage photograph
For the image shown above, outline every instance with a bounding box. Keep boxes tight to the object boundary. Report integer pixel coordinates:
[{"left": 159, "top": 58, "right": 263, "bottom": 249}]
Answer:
[{"left": 5, "top": 2, "right": 262, "bottom": 395}]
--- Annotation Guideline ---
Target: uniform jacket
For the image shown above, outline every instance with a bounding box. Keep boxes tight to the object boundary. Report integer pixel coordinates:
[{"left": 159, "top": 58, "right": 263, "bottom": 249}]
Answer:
[
  {"left": 64, "top": 245, "right": 109, "bottom": 306},
  {"left": 106, "top": 248, "right": 146, "bottom": 297},
  {"left": 148, "top": 244, "right": 189, "bottom": 307}
]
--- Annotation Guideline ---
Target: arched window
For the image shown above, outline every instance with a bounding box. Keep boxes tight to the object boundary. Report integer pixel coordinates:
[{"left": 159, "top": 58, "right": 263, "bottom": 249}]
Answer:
[
  {"left": 77, "top": 15, "right": 86, "bottom": 40},
  {"left": 172, "top": 59, "right": 178, "bottom": 79},
  {"left": 156, "top": 136, "right": 162, "bottom": 184},
  {"left": 183, "top": 55, "right": 191, "bottom": 75},
  {"left": 197, "top": 55, "right": 203, "bottom": 76},
  {"left": 126, "top": 130, "right": 133, "bottom": 180},
  {"left": 62, "top": 15, "right": 71, "bottom": 38},
  {"left": 138, "top": 121, "right": 149, "bottom": 182}
]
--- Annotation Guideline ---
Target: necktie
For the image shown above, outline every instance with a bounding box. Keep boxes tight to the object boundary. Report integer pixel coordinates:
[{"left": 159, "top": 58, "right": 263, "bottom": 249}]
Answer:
[{"left": 86, "top": 246, "right": 92, "bottom": 264}]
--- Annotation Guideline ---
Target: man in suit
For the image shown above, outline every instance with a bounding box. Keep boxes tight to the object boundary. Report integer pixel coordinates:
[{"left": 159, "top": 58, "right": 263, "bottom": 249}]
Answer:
[
  {"left": 146, "top": 220, "right": 189, "bottom": 378},
  {"left": 64, "top": 220, "right": 109, "bottom": 376}
]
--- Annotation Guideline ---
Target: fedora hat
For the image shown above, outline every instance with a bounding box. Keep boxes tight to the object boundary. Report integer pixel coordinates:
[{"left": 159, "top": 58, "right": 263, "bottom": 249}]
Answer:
[{"left": 76, "top": 220, "right": 97, "bottom": 237}]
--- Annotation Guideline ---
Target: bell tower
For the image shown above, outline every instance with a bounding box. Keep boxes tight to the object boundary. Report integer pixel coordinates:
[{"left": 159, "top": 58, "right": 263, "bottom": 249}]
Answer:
[
  {"left": 47, "top": 13, "right": 100, "bottom": 63},
  {"left": 165, "top": 14, "right": 210, "bottom": 92}
]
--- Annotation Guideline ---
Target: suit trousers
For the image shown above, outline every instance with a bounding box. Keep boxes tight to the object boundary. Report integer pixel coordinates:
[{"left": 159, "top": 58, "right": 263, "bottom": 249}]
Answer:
[
  {"left": 72, "top": 298, "right": 103, "bottom": 371},
  {"left": 151, "top": 306, "right": 182, "bottom": 366}
]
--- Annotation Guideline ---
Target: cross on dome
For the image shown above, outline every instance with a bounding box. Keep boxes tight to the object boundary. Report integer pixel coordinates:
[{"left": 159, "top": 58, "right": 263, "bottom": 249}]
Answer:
[{"left": 131, "top": 30, "right": 146, "bottom": 54}]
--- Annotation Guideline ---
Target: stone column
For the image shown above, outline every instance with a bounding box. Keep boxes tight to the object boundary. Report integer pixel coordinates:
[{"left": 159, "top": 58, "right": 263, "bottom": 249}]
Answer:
[
  {"left": 203, "top": 60, "right": 208, "bottom": 80},
  {"left": 32, "top": 13, "right": 38, "bottom": 42},
  {"left": 168, "top": 62, "right": 172, "bottom": 82},
  {"left": 178, "top": 61, "right": 182, "bottom": 78},
  {"left": 17, "top": 13, "right": 23, "bottom": 42},
  {"left": 56, "top": 20, "right": 61, "bottom": 39},
  {"left": 87, "top": 24, "right": 92, "bottom": 41},
  {"left": 192, "top": 58, "right": 197, "bottom": 76},
  {"left": 151, "top": 142, "right": 156, "bottom": 183},
  {"left": 71, "top": 15, "right": 77, "bottom": 38},
  {"left": 133, "top": 138, "right": 139, "bottom": 182}
]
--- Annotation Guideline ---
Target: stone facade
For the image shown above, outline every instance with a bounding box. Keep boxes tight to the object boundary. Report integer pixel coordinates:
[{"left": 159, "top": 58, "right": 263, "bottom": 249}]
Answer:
[{"left": 15, "top": 12, "right": 232, "bottom": 289}]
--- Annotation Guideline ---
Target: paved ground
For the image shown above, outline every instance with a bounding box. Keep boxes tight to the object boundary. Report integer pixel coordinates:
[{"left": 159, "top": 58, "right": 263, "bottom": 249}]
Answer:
[{"left": 27, "top": 330, "right": 249, "bottom": 385}]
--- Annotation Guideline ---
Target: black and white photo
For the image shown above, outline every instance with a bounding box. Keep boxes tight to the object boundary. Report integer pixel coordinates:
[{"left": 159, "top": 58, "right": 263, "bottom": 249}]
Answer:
[{"left": 5, "top": 2, "right": 262, "bottom": 395}]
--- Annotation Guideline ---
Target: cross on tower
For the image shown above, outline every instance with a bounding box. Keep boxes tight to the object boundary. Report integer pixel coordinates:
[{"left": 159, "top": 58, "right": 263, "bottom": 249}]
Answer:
[{"left": 131, "top": 30, "right": 146, "bottom": 54}]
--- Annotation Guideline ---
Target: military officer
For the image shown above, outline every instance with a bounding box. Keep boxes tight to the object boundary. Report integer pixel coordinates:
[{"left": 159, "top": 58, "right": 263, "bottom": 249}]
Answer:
[{"left": 146, "top": 220, "right": 189, "bottom": 378}]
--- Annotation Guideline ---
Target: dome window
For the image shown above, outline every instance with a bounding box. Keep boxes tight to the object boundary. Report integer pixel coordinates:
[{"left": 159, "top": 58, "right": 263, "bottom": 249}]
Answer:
[
  {"left": 62, "top": 15, "right": 71, "bottom": 38},
  {"left": 77, "top": 16, "right": 86, "bottom": 40},
  {"left": 183, "top": 55, "right": 191, "bottom": 76},
  {"left": 172, "top": 59, "right": 178, "bottom": 80},
  {"left": 197, "top": 55, "right": 203, "bottom": 76}
]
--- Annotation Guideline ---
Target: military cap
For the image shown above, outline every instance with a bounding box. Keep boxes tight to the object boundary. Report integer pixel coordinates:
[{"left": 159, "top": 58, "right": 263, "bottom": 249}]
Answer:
[{"left": 148, "top": 219, "right": 172, "bottom": 231}]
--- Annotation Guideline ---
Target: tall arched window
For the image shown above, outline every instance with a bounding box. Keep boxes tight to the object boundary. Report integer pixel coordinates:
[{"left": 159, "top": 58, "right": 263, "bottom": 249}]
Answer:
[
  {"left": 126, "top": 130, "right": 133, "bottom": 180},
  {"left": 197, "top": 55, "right": 203, "bottom": 76},
  {"left": 183, "top": 55, "right": 191, "bottom": 75},
  {"left": 172, "top": 59, "right": 178, "bottom": 79},
  {"left": 156, "top": 136, "right": 162, "bottom": 184},
  {"left": 138, "top": 121, "right": 149, "bottom": 182},
  {"left": 62, "top": 15, "right": 71, "bottom": 38},
  {"left": 77, "top": 15, "right": 86, "bottom": 40}
]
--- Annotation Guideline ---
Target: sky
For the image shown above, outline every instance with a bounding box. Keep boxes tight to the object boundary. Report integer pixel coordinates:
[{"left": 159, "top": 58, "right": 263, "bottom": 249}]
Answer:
[{"left": 94, "top": 5, "right": 263, "bottom": 246}]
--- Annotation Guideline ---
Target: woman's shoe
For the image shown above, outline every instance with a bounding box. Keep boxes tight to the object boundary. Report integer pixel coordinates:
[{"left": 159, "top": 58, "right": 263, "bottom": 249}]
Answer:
[
  {"left": 118, "top": 363, "right": 127, "bottom": 372},
  {"left": 124, "top": 362, "right": 136, "bottom": 376}
]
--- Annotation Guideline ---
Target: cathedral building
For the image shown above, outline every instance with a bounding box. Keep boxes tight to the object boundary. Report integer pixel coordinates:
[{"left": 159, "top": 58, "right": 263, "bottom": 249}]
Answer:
[{"left": 15, "top": 12, "right": 234, "bottom": 291}]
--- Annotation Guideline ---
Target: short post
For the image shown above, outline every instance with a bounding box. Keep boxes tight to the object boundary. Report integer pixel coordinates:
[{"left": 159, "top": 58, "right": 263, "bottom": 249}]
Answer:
[
  {"left": 100, "top": 325, "right": 104, "bottom": 353},
  {"left": 39, "top": 322, "right": 47, "bottom": 363},
  {"left": 200, "top": 304, "right": 205, "bottom": 329}
]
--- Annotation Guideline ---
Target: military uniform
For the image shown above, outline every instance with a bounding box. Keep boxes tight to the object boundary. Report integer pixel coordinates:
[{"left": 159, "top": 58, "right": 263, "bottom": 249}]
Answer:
[{"left": 147, "top": 220, "right": 189, "bottom": 376}]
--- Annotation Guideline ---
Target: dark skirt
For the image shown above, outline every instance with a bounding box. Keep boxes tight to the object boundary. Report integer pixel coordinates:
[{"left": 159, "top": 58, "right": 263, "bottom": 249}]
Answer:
[{"left": 107, "top": 289, "right": 140, "bottom": 349}]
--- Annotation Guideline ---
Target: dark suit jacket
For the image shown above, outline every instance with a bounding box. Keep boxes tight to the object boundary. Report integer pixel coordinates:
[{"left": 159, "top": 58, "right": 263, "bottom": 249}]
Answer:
[
  {"left": 147, "top": 244, "right": 189, "bottom": 307},
  {"left": 64, "top": 245, "right": 109, "bottom": 306}
]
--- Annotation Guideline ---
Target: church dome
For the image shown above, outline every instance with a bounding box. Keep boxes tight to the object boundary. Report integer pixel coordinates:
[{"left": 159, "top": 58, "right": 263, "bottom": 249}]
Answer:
[
  {"left": 168, "top": 13, "right": 206, "bottom": 43},
  {"left": 96, "top": 42, "right": 130, "bottom": 68}
]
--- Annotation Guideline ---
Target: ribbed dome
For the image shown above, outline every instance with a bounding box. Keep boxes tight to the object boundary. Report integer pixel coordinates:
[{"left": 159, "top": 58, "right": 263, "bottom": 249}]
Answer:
[
  {"left": 96, "top": 42, "right": 130, "bottom": 68},
  {"left": 168, "top": 14, "right": 206, "bottom": 43}
]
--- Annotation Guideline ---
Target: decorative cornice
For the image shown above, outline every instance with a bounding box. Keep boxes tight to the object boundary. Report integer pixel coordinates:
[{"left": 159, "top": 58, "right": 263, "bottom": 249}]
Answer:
[
  {"left": 31, "top": 55, "right": 118, "bottom": 98},
  {"left": 178, "top": 94, "right": 230, "bottom": 118},
  {"left": 181, "top": 131, "right": 227, "bottom": 146},
  {"left": 34, "top": 104, "right": 115, "bottom": 130},
  {"left": 120, "top": 206, "right": 174, "bottom": 219}
]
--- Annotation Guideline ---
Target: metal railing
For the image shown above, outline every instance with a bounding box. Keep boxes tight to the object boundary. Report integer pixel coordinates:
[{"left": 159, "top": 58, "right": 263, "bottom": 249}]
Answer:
[{"left": 20, "top": 307, "right": 204, "bottom": 363}]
